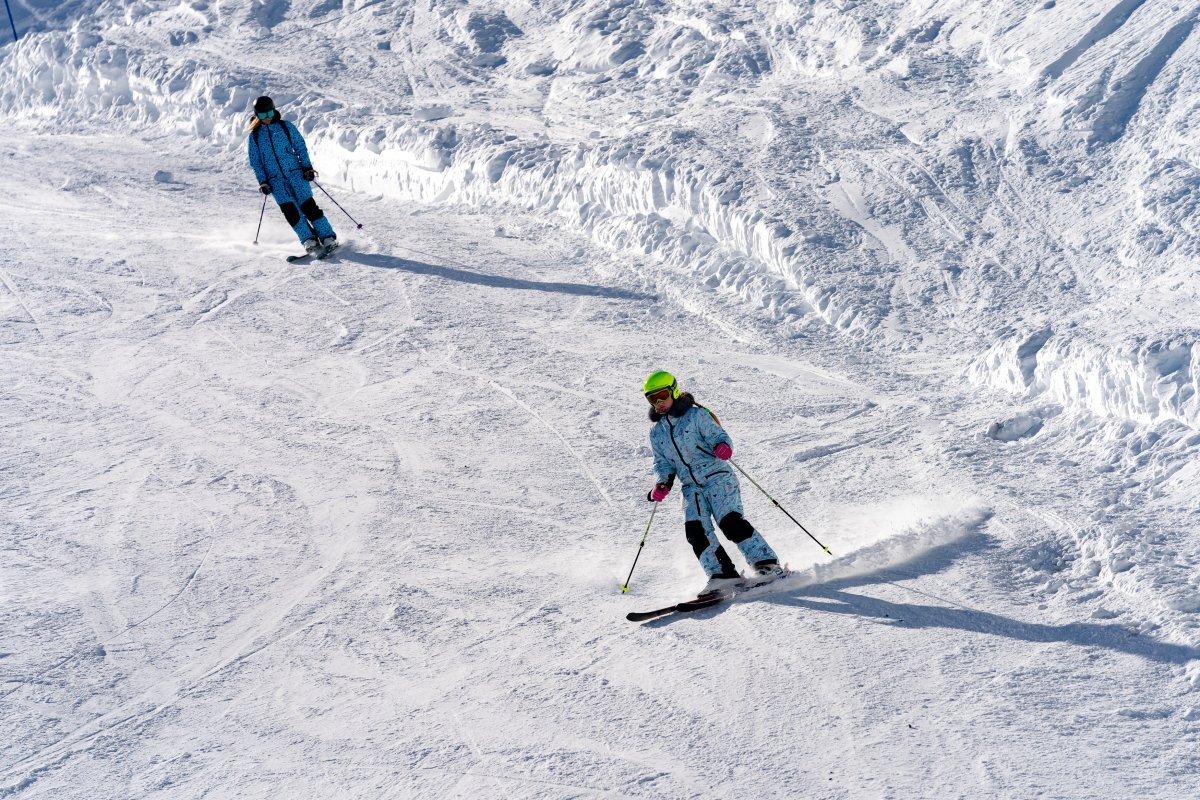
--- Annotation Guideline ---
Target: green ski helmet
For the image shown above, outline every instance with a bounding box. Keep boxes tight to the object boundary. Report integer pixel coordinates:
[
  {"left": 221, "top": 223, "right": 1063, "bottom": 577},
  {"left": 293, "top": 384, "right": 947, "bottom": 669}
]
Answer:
[{"left": 643, "top": 371, "right": 680, "bottom": 402}]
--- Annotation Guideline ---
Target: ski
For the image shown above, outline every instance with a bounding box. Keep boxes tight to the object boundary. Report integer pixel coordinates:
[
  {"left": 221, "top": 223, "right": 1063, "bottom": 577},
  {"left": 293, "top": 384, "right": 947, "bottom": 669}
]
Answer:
[
  {"left": 626, "top": 568, "right": 791, "bottom": 623},
  {"left": 285, "top": 241, "right": 340, "bottom": 263},
  {"left": 626, "top": 592, "right": 728, "bottom": 622}
]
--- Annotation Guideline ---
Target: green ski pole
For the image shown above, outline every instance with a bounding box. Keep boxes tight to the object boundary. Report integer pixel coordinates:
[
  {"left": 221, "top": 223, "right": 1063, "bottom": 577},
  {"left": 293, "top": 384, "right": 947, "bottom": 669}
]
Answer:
[
  {"left": 731, "top": 459, "right": 832, "bottom": 556},
  {"left": 621, "top": 504, "right": 657, "bottom": 592}
]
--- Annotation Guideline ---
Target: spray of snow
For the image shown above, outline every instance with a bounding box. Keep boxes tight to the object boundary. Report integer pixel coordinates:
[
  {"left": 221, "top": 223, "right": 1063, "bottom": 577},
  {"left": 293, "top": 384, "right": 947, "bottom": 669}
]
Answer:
[{"left": 793, "top": 501, "right": 991, "bottom": 588}]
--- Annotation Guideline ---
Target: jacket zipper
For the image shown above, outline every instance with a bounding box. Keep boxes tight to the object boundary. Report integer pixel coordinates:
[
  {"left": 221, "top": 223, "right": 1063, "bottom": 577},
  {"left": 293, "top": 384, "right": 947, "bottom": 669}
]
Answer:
[
  {"left": 259, "top": 124, "right": 296, "bottom": 188},
  {"left": 665, "top": 415, "right": 700, "bottom": 485}
]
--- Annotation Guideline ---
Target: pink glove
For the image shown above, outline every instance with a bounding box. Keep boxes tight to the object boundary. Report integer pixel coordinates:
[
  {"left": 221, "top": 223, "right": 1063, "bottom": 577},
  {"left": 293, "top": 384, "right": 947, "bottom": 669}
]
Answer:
[
  {"left": 649, "top": 483, "right": 671, "bottom": 502},
  {"left": 713, "top": 442, "right": 732, "bottom": 460}
]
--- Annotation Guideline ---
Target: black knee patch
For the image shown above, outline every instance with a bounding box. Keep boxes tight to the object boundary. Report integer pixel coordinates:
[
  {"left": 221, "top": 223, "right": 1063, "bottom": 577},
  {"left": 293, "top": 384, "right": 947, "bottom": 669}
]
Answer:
[
  {"left": 299, "top": 197, "right": 326, "bottom": 222},
  {"left": 279, "top": 202, "right": 301, "bottom": 226},
  {"left": 719, "top": 512, "right": 755, "bottom": 543}
]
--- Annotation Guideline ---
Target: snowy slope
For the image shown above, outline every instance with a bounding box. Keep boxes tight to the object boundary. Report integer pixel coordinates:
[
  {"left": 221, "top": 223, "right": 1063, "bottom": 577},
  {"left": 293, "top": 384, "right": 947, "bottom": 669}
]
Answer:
[{"left": 3, "top": 1, "right": 1200, "bottom": 797}]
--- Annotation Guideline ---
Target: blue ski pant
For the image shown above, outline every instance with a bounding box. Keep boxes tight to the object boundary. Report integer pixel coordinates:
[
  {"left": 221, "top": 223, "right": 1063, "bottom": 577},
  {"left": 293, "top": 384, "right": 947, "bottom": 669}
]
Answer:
[
  {"left": 275, "top": 180, "right": 335, "bottom": 244},
  {"left": 681, "top": 473, "right": 778, "bottom": 577}
]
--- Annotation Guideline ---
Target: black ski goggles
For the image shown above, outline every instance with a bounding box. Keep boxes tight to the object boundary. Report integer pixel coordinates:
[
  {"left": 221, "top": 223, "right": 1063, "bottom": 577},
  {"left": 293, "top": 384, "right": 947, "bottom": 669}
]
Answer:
[{"left": 256, "top": 110, "right": 276, "bottom": 120}]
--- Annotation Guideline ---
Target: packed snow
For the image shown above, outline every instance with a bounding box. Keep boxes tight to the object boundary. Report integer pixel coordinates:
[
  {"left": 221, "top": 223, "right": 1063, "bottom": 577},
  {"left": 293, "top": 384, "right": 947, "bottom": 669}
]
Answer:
[{"left": 2, "top": 0, "right": 1199, "bottom": 797}]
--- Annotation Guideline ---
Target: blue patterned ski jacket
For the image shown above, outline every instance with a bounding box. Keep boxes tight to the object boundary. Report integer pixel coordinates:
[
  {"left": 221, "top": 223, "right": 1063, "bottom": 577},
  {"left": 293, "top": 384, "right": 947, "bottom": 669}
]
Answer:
[
  {"left": 248, "top": 120, "right": 312, "bottom": 198},
  {"left": 648, "top": 394, "right": 734, "bottom": 489}
]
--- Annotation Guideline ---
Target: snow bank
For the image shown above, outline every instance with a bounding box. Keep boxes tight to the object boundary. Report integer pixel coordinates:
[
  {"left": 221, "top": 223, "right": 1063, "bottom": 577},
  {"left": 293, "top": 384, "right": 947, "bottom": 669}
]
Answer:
[
  {"left": 311, "top": 122, "right": 875, "bottom": 333},
  {"left": 0, "top": 11, "right": 257, "bottom": 137},
  {"left": 970, "top": 331, "right": 1200, "bottom": 429}
]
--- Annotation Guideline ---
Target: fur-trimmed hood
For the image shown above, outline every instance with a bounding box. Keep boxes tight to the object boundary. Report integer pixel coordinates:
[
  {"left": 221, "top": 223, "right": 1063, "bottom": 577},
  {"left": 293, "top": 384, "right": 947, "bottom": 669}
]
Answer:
[{"left": 646, "top": 393, "right": 733, "bottom": 488}]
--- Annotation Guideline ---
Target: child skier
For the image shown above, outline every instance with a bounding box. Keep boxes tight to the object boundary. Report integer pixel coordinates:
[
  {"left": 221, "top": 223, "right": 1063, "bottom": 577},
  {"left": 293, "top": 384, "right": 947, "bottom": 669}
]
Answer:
[
  {"left": 247, "top": 96, "right": 338, "bottom": 257},
  {"left": 643, "top": 371, "right": 784, "bottom": 595}
]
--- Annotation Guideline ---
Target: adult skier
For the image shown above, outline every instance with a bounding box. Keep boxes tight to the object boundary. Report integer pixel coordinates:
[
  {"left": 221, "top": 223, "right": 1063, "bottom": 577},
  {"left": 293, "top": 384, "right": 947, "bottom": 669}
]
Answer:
[
  {"left": 247, "top": 96, "right": 338, "bottom": 257},
  {"left": 643, "top": 371, "right": 783, "bottom": 595}
]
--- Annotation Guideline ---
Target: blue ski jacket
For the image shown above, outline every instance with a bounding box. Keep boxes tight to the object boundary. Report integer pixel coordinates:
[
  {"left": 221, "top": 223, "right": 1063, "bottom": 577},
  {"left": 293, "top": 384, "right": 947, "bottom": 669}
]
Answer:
[
  {"left": 248, "top": 119, "right": 312, "bottom": 197},
  {"left": 648, "top": 394, "right": 734, "bottom": 489}
]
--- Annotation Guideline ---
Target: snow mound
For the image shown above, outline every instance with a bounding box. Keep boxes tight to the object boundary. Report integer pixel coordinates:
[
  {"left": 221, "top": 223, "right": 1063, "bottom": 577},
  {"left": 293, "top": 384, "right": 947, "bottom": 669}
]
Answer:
[
  {"left": 971, "top": 331, "right": 1199, "bottom": 429},
  {"left": 987, "top": 414, "right": 1044, "bottom": 442}
]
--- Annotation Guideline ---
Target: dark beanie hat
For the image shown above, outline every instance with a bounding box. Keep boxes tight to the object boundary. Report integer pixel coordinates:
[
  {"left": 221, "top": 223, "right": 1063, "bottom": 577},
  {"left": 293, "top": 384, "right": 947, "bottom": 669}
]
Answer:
[{"left": 254, "top": 96, "right": 275, "bottom": 114}]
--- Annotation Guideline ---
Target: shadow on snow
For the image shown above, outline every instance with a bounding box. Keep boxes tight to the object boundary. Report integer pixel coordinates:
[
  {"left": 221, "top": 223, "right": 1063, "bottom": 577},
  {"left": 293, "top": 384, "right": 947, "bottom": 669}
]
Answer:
[
  {"left": 651, "top": 533, "right": 1200, "bottom": 665},
  {"left": 342, "top": 251, "right": 655, "bottom": 301}
]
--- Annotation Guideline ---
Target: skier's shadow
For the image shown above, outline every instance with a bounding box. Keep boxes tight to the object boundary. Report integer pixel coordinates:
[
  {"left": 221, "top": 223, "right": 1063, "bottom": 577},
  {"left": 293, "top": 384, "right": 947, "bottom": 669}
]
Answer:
[
  {"left": 651, "top": 535, "right": 1200, "bottom": 665},
  {"left": 762, "top": 536, "right": 1200, "bottom": 665},
  {"left": 342, "top": 251, "right": 655, "bottom": 301},
  {"left": 640, "top": 533, "right": 992, "bottom": 629}
]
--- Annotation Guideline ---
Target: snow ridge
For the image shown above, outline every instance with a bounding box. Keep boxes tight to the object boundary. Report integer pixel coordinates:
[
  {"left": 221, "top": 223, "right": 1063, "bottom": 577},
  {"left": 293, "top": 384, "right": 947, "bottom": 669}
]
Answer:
[
  {"left": 316, "top": 122, "right": 870, "bottom": 333},
  {"left": 970, "top": 331, "right": 1200, "bottom": 430}
]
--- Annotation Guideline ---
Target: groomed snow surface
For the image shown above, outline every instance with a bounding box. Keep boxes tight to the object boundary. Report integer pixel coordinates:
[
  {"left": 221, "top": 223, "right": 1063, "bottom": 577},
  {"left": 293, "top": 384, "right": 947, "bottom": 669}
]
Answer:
[{"left": 3, "top": 1, "right": 1200, "bottom": 797}]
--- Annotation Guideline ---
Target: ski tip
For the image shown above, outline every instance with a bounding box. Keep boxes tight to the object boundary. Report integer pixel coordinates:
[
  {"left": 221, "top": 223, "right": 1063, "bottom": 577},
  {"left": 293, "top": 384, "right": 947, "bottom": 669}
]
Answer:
[{"left": 626, "top": 606, "right": 678, "bottom": 622}]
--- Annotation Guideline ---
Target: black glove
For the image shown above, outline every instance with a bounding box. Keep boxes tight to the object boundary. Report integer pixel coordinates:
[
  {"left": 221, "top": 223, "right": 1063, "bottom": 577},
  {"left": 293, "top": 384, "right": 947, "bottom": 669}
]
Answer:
[
  {"left": 301, "top": 167, "right": 316, "bottom": 181},
  {"left": 259, "top": 182, "right": 272, "bottom": 195}
]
